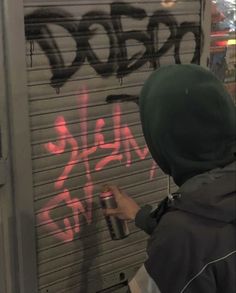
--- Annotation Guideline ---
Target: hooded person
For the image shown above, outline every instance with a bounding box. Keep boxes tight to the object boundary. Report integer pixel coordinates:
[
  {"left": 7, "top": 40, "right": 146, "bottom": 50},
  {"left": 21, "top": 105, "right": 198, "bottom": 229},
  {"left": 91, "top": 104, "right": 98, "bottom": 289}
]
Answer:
[{"left": 105, "top": 64, "right": 236, "bottom": 293}]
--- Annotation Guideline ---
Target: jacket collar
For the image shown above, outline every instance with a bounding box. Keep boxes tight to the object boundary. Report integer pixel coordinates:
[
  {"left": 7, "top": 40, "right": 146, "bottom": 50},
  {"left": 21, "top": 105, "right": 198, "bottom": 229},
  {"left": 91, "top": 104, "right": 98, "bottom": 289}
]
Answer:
[{"left": 173, "top": 161, "right": 236, "bottom": 223}]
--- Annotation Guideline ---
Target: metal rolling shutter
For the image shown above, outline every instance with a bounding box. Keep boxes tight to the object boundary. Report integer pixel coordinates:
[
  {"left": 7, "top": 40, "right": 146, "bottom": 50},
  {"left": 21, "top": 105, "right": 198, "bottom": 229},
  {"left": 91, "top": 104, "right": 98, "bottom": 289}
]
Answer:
[{"left": 23, "top": 1, "right": 202, "bottom": 292}]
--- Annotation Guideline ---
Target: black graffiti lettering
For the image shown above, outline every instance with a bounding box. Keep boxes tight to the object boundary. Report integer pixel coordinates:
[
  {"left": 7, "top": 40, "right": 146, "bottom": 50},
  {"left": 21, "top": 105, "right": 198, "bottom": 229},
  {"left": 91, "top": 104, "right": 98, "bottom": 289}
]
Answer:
[
  {"left": 111, "top": 2, "right": 150, "bottom": 78},
  {"left": 78, "top": 11, "right": 116, "bottom": 77},
  {"left": 106, "top": 94, "right": 139, "bottom": 104},
  {"left": 25, "top": 9, "right": 86, "bottom": 88},
  {"left": 174, "top": 22, "right": 201, "bottom": 64},
  {"left": 25, "top": 3, "right": 202, "bottom": 89},
  {"left": 148, "top": 10, "right": 178, "bottom": 68}
]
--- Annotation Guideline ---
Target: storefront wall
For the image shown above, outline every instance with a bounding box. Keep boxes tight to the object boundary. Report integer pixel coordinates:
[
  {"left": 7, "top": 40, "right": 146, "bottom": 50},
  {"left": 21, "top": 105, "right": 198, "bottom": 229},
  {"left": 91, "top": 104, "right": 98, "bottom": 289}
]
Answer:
[{"left": 0, "top": 1, "right": 210, "bottom": 292}]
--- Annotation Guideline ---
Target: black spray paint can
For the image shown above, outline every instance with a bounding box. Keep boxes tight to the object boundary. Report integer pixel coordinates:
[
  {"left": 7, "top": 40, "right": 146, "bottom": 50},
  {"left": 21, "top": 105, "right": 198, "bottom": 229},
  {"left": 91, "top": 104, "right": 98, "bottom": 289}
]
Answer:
[{"left": 100, "top": 185, "right": 130, "bottom": 240}]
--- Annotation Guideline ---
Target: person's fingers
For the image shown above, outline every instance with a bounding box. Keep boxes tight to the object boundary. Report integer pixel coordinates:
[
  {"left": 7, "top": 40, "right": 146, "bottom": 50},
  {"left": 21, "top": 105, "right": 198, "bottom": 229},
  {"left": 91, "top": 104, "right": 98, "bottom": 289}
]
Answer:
[{"left": 109, "top": 185, "right": 123, "bottom": 200}]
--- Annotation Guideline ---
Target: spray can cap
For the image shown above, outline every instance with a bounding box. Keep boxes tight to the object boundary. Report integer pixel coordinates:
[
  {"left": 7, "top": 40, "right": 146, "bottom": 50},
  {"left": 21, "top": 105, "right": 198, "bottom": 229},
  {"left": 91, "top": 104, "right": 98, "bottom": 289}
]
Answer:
[{"left": 100, "top": 184, "right": 113, "bottom": 199}]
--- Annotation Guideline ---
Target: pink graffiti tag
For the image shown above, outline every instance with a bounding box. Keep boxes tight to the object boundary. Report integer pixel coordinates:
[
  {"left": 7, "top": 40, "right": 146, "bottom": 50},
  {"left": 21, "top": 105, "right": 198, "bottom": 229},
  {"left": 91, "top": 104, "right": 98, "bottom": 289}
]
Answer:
[
  {"left": 38, "top": 189, "right": 88, "bottom": 242},
  {"left": 94, "top": 104, "right": 123, "bottom": 171},
  {"left": 38, "top": 88, "right": 157, "bottom": 242},
  {"left": 45, "top": 115, "right": 80, "bottom": 190}
]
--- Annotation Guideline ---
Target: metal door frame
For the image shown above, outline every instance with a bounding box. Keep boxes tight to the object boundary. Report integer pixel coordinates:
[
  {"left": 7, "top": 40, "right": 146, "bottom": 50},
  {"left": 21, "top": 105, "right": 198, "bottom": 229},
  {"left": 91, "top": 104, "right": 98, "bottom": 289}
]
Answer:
[
  {"left": 1, "top": 0, "right": 38, "bottom": 292},
  {"left": 0, "top": 4, "right": 17, "bottom": 292},
  {"left": 200, "top": 0, "right": 211, "bottom": 67}
]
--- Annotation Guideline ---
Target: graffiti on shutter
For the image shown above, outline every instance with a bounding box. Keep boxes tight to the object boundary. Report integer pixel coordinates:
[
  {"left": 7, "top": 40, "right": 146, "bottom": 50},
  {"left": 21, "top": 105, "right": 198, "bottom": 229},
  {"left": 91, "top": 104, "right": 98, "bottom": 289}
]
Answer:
[{"left": 24, "top": 1, "right": 202, "bottom": 291}]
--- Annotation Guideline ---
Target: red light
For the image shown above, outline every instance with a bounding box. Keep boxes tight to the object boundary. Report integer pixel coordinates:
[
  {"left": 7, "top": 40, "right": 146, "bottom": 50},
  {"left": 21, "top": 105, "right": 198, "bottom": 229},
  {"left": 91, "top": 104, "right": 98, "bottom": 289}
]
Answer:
[
  {"left": 214, "top": 39, "right": 236, "bottom": 47},
  {"left": 215, "top": 40, "right": 228, "bottom": 47}
]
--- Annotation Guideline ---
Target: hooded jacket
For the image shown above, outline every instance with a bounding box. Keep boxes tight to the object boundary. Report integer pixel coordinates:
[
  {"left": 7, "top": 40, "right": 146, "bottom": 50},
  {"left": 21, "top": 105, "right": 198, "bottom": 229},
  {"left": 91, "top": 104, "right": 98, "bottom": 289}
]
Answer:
[{"left": 128, "top": 65, "right": 236, "bottom": 293}]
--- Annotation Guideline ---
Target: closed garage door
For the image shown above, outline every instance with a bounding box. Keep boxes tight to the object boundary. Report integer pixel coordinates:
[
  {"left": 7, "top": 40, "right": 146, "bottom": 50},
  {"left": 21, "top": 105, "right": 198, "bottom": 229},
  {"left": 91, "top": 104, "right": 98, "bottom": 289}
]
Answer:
[{"left": 23, "top": 1, "right": 203, "bottom": 292}]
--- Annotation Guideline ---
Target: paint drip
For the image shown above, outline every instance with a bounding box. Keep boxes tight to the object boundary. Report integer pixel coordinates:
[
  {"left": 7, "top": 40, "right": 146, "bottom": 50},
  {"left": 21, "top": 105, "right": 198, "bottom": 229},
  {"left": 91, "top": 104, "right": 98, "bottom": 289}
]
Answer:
[
  {"left": 29, "top": 40, "right": 35, "bottom": 67},
  {"left": 118, "top": 77, "right": 123, "bottom": 86},
  {"left": 55, "top": 87, "right": 61, "bottom": 95}
]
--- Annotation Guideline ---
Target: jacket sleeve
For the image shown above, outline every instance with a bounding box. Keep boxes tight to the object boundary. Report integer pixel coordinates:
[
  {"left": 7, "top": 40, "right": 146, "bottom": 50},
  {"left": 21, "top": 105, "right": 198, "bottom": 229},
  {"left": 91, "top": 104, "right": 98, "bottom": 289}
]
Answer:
[
  {"left": 135, "top": 205, "right": 158, "bottom": 235},
  {"left": 142, "top": 211, "right": 217, "bottom": 293},
  {"left": 135, "top": 197, "right": 170, "bottom": 235}
]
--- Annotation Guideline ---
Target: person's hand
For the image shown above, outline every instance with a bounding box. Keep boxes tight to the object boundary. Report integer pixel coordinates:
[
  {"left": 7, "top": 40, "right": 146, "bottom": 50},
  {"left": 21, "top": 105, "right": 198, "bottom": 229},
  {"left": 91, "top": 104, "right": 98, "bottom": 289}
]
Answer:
[{"left": 104, "top": 185, "right": 141, "bottom": 220}]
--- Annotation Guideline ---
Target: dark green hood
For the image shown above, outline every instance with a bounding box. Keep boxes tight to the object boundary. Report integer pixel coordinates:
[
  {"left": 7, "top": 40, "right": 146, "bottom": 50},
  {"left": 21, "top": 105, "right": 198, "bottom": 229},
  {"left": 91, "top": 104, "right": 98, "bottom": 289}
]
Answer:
[{"left": 140, "top": 64, "right": 236, "bottom": 186}]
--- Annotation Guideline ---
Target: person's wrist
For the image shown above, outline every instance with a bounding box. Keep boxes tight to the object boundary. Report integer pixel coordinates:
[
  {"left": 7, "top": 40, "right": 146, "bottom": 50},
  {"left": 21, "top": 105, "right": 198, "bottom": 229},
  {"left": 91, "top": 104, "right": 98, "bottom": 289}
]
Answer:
[{"left": 130, "top": 206, "right": 141, "bottom": 220}]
